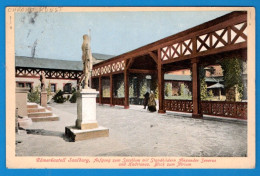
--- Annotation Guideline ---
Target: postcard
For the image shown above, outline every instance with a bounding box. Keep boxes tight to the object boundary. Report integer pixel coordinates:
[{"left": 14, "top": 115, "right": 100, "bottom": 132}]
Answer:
[{"left": 6, "top": 6, "right": 255, "bottom": 168}]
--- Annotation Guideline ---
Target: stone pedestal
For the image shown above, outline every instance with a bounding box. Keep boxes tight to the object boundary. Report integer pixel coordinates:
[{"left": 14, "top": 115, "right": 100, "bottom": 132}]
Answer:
[
  {"left": 40, "top": 91, "right": 47, "bottom": 107},
  {"left": 65, "top": 89, "right": 109, "bottom": 141},
  {"left": 16, "top": 87, "right": 33, "bottom": 129},
  {"left": 16, "top": 87, "right": 30, "bottom": 117}
]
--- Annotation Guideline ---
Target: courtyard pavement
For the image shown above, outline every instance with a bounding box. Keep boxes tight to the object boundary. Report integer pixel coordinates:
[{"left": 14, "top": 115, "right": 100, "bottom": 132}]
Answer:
[{"left": 16, "top": 102, "right": 247, "bottom": 157}]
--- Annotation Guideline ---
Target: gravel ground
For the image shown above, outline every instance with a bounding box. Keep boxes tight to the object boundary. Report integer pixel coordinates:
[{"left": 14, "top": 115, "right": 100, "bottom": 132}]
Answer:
[{"left": 16, "top": 102, "right": 247, "bottom": 157}]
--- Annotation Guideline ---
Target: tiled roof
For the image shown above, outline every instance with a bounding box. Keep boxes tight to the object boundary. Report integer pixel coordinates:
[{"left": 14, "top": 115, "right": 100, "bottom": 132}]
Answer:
[
  {"left": 164, "top": 74, "right": 223, "bottom": 82},
  {"left": 15, "top": 53, "right": 115, "bottom": 71},
  {"left": 92, "top": 53, "right": 115, "bottom": 60},
  {"left": 15, "top": 56, "right": 83, "bottom": 71}
]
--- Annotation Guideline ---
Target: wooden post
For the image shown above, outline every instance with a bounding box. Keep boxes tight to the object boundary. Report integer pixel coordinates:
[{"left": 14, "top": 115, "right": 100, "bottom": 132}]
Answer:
[
  {"left": 191, "top": 58, "right": 202, "bottom": 118},
  {"left": 110, "top": 74, "right": 114, "bottom": 106},
  {"left": 158, "top": 48, "right": 166, "bottom": 113},
  {"left": 99, "top": 76, "right": 102, "bottom": 105},
  {"left": 124, "top": 71, "right": 129, "bottom": 109}
]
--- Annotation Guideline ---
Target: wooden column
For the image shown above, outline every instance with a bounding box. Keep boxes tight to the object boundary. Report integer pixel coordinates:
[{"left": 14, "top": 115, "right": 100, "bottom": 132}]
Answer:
[
  {"left": 99, "top": 76, "right": 102, "bottom": 105},
  {"left": 110, "top": 74, "right": 114, "bottom": 106},
  {"left": 158, "top": 48, "right": 166, "bottom": 113},
  {"left": 124, "top": 71, "right": 129, "bottom": 109},
  {"left": 76, "top": 78, "right": 80, "bottom": 90},
  {"left": 191, "top": 58, "right": 202, "bottom": 118}
]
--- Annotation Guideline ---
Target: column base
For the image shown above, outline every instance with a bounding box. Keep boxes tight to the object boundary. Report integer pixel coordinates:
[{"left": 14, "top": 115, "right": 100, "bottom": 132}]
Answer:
[
  {"left": 192, "top": 113, "right": 203, "bottom": 119},
  {"left": 110, "top": 104, "right": 115, "bottom": 107},
  {"left": 158, "top": 109, "right": 166, "bottom": 113},
  {"left": 65, "top": 126, "right": 109, "bottom": 142},
  {"left": 124, "top": 105, "right": 129, "bottom": 109},
  {"left": 40, "top": 91, "right": 47, "bottom": 107}
]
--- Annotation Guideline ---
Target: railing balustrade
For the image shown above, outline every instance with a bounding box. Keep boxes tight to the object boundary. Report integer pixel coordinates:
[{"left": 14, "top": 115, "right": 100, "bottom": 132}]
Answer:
[{"left": 163, "top": 99, "right": 247, "bottom": 119}]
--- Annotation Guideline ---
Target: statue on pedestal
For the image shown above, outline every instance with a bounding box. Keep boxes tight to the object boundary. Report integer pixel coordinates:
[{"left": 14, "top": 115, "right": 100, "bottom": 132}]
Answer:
[
  {"left": 81, "top": 34, "right": 93, "bottom": 89},
  {"left": 65, "top": 32, "right": 109, "bottom": 142},
  {"left": 40, "top": 71, "right": 47, "bottom": 107},
  {"left": 40, "top": 71, "right": 46, "bottom": 91}
]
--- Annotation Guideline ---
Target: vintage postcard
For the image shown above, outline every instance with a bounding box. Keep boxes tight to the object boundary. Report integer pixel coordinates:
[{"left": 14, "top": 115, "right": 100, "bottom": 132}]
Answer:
[{"left": 6, "top": 7, "right": 255, "bottom": 168}]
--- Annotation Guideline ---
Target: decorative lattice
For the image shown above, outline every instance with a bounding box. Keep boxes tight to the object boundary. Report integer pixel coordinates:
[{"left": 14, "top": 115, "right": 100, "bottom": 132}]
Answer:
[
  {"left": 15, "top": 67, "right": 82, "bottom": 80},
  {"left": 92, "top": 60, "right": 125, "bottom": 77},
  {"left": 161, "top": 39, "right": 193, "bottom": 61},
  {"left": 161, "top": 22, "right": 247, "bottom": 61}
]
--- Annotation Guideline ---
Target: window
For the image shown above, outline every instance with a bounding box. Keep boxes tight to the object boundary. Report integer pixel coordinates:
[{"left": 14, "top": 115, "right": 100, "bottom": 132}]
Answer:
[
  {"left": 25, "top": 83, "right": 32, "bottom": 89},
  {"left": 51, "top": 84, "right": 56, "bottom": 92},
  {"left": 16, "top": 82, "right": 32, "bottom": 92},
  {"left": 63, "top": 83, "right": 72, "bottom": 93},
  {"left": 18, "top": 83, "right": 24, "bottom": 87}
]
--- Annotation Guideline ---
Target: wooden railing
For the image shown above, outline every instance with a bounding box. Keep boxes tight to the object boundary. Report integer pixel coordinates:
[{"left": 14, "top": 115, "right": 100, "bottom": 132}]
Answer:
[
  {"left": 101, "top": 97, "right": 110, "bottom": 104},
  {"left": 163, "top": 99, "right": 247, "bottom": 119},
  {"left": 200, "top": 101, "right": 247, "bottom": 120},
  {"left": 164, "top": 99, "right": 193, "bottom": 113},
  {"left": 113, "top": 98, "right": 125, "bottom": 106},
  {"left": 97, "top": 97, "right": 125, "bottom": 106}
]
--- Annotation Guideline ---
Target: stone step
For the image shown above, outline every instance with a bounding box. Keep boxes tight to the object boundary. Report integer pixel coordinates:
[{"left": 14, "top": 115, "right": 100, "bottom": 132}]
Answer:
[
  {"left": 28, "top": 111, "right": 53, "bottom": 118},
  {"left": 27, "top": 108, "right": 46, "bottom": 113},
  {"left": 27, "top": 104, "right": 38, "bottom": 109},
  {"left": 46, "top": 106, "right": 52, "bottom": 111},
  {"left": 30, "top": 116, "right": 59, "bottom": 122}
]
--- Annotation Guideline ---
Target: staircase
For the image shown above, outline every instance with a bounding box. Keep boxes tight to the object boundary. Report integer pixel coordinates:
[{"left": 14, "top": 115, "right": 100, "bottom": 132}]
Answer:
[{"left": 27, "top": 103, "right": 59, "bottom": 122}]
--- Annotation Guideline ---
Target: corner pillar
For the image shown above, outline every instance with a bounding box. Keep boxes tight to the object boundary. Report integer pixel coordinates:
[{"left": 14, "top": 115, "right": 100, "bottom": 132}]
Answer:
[
  {"left": 99, "top": 76, "right": 102, "bottom": 105},
  {"left": 158, "top": 48, "right": 166, "bottom": 113}
]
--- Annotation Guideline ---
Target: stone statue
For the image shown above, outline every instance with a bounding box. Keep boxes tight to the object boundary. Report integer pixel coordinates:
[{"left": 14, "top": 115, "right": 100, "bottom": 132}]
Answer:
[
  {"left": 40, "top": 71, "right": 46, "bottom": 91},
  {"left": 81, "top": 34, "right": 93, "bottom": 89}
]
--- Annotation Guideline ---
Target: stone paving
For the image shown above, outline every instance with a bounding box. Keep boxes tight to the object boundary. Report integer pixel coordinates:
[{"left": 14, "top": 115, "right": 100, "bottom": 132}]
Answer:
[{"left": 16, "top": 102, "right": 247, "bottom": 157}]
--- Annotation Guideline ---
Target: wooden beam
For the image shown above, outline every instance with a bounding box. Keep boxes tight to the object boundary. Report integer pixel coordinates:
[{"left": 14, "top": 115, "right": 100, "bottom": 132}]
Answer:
[
  {"left": 157, "top": 48, "right": 166, "bottom": 113},
  {"left": 99, "top": 76, "right": 102, "bottom": 104},
  {"left": 126, "top": 57, "right": 134, "bottom": 70},
  {"left": 124, "top": 70, "right": 129, "bottom": 109},
  {"left": 162, "top": 42, "right": 247, "bottom": 65},
  {"left": 110, "top": 74, "right": 113, "bottom": 106},
  {"left": 148, "top": 51, "right": 158, "bottom": 64},
  {"left": 129, "top": 69, "right": 156, "bottom": 74}
]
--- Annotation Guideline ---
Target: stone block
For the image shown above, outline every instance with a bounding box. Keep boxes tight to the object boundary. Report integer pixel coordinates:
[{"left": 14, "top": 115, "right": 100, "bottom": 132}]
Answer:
[
  {"left": 65, "top": 88, "right": 109, "bottom": 141},
  {"left": 65, "top": 126, "right": 109, "bottom": 141}
]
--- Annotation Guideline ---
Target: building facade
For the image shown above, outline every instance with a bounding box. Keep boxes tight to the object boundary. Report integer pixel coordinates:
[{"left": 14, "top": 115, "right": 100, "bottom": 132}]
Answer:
[{"left": 15, "top": 53, "right": 114, "bottom": 94}]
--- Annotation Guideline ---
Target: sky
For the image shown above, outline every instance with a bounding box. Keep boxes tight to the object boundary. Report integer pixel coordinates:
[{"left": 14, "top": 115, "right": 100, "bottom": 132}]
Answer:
[{"left": 15, "top": 11, "right": 231, "bottom": 61}]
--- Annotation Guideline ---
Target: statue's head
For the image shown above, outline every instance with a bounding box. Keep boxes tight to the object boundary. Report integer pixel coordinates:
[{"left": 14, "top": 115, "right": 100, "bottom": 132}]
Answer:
[{"left": 83, "top": 34, "right": 89, "bottom": 41}]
